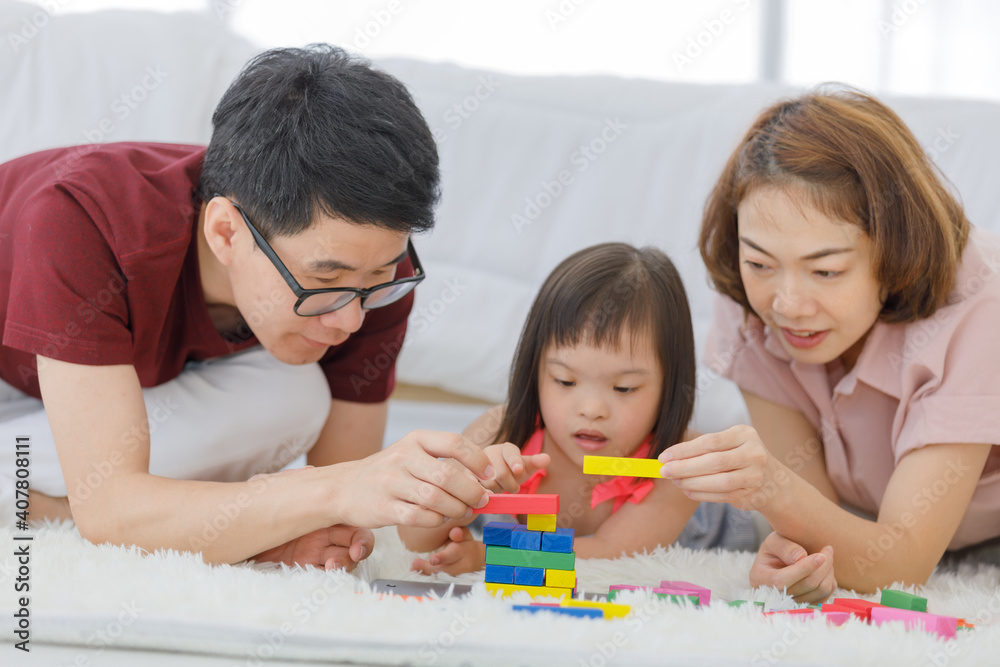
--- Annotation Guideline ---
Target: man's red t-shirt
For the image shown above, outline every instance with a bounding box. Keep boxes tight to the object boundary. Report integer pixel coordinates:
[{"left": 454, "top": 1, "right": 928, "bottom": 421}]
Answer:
[{"left": 0, "top": 142, "right": 411, "bottom": 402}]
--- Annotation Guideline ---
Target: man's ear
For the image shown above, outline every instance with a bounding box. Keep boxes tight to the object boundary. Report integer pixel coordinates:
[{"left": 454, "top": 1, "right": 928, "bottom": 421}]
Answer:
[{"left": 203, "top": 197, "right": 242, "bottom": 267}]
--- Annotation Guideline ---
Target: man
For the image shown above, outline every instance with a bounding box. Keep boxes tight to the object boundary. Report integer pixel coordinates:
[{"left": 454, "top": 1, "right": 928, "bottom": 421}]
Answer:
[{"left": 0, "top": 45, "right": 493, "bottom": 569}]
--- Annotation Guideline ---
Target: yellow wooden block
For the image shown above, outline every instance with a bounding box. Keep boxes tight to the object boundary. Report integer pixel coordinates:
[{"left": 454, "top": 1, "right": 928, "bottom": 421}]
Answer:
[
  {"left": 562, "top": 599, "right": 632, "bottom": 619},
  {"left": 526, "top": 514, "right": 557, "bottom": 532},
  {"left": 485, "top": 582, "right": 572, "bottom": 599},
  {"left": 583, "top": 455, "right": 662, "bottom": 478},
  {"left": 545, "top": 569, "right": 576, "bottom": 589}
]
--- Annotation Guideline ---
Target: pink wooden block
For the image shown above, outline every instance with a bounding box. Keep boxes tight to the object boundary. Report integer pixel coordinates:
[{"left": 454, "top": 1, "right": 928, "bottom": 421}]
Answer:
[
  {"left": 821, "top": 611, "right": 851, "bottom": 627},
  {"left": 870, "top": 607, "right": 958, "bottom": 639},
  {"left": 659, "top": 580, "right": 711, "bottom": 606}
]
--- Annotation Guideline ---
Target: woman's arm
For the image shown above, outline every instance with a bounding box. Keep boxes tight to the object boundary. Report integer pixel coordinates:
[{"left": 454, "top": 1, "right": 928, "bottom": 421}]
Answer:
[{"left": 660, "top": 392, "right": 993, "bottom": 590}]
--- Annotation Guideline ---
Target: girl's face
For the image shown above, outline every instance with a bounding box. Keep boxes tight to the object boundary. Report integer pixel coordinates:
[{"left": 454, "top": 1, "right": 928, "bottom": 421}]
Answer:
[
  {"left": 537, "top": 332, "right": 663, "bottom": 467},
  {"left": 737, "top": 186, "right": 884, "bottom": 370}
]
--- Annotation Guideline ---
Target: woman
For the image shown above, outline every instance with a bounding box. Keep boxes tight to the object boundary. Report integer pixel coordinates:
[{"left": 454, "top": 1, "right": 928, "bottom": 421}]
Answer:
[{"left": 660, "top": 86, "right": 1000, "bottom": 598}]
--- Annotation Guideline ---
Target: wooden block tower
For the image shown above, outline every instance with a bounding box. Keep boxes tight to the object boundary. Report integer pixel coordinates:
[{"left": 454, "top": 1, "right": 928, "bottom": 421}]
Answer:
[{"left": 474, "top": 494, "right": 577, "bottom": 599}]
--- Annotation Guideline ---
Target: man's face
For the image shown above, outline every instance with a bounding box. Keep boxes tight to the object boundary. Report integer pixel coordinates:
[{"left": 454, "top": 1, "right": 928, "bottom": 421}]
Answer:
[{"left": 226, "top": 208, "right": 410, "bottom": 365}]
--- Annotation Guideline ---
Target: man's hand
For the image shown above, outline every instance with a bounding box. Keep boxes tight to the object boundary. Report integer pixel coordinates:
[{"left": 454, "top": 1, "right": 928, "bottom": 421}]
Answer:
[
  {"left": 334, "top": 430, "right": 494, "bottom": 529},
  {"left": 480, "top": 443, "right": 550, "bottom": 493},
  {"left": 251, "top": 524, "right": 374, "bottom": 572},
  {"left": 410, "top": 526, "right": 486, "bottom": 576},
  {"left": 750, "top": 532, "right": 836, "bottom": 604}
]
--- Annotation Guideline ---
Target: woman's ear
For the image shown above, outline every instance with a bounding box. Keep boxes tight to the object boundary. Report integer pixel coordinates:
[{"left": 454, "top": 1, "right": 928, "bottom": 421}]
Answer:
[{"left": 203, "top": 197, "right": 241, "bottom": 267}]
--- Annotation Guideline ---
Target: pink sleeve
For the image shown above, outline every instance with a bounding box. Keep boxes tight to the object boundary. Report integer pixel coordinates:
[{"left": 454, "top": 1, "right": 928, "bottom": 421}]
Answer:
[
  {"left": 703, "top": 294, "right": 811, "bottom": 414},
  {"left": 894, "top": 299, "right": 1000, "bottom": 462}
]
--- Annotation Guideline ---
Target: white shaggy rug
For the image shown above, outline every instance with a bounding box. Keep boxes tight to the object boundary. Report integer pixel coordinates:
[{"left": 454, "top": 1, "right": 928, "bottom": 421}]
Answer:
[{"left": 3, "top": 521, "right": 1000, "bottom": 667}]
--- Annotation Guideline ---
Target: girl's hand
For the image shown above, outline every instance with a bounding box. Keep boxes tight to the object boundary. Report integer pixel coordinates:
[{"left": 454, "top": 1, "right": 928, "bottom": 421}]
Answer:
[
  {"left": 481, "top": 443, "right": 550, "bottom": 493},
  {"left": 410, "top": 526, "right": 486, "bottom": 576},
  {"left": 750, "top": 532, "right": 836, "bottom": 604},
  {"left": 658, "top": 425, "right": 784, "bottom": 512}
]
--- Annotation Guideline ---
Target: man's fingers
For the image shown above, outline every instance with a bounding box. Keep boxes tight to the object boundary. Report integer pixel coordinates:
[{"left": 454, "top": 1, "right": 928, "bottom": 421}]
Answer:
[
  {"left": 413, "top": 430, "right": 494, "bottom": 481},
  {"left": 408, "top": 457, "right": 489, "bottom": 518}
]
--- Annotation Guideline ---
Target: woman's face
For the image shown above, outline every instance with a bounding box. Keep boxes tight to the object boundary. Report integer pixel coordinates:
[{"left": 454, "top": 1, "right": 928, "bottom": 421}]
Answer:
[{"left": 736, "top": 186, "right": 884, "bottom": 371}]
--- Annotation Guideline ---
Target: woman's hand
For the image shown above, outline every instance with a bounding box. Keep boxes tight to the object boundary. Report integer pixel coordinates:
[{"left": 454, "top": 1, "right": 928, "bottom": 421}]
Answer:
[
  {"left": 750, "top": 532, "right": 836, "bottom": 604},
  {"left": 480, "top": 443, "right": 550, "bottom": 493},
  {"left": 658, "top": 425, "right": 787, "bottom": 512},
  {"left": 410, "top": 526, "right": 486, "bottom": 576}
]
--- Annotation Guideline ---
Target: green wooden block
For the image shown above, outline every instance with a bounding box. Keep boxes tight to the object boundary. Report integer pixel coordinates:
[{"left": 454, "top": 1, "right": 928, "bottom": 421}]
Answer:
[
  {"left": 654, "top": 593, "right": 700, "bottom": 605},
  {"left": 728, "top": 600, "right": 765, "bottom": 609},
  {"left": 880, "top": 589, "right": 927, "bottom": 612},
  {"left": 485, "top": 546, "right": 575, "bottom": 570}
]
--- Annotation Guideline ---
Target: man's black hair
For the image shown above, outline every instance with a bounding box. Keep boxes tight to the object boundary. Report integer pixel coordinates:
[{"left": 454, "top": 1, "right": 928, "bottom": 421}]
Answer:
[{"left": 199, "top": 44, "right": 439, "bottom": 238}]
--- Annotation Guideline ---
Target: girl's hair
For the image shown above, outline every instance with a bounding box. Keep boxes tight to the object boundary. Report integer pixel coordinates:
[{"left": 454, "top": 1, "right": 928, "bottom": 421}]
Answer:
[
  {"left": 496, "top": 243, "right": 695, "bottom": 458},
  {"left": 700, "top": 85, "right": 969, "bottom": 324}
]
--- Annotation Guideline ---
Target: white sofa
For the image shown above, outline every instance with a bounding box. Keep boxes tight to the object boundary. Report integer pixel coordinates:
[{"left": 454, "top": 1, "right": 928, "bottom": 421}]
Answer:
[{"left": 5, "top": 1, "right": 1000, "bottom": 444}]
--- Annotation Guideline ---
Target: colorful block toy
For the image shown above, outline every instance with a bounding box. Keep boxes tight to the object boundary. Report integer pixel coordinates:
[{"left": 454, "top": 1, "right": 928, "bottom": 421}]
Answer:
[
  {"left": 545, "top": 569, "right": 576, "bottom": 589},
  {"left": 659, "top": 580, "right": 711, "bottom": 606},
  {"left": 514, "top": 566, "right": 545, "bottom": 587},
  {"left": 583, "top": 455, "right": 663, "bottom": 478},
  {"left": 880, "top": 589, "right": 928, "bottom": 612},
  {"left": 527, "top": 514, "right": 557, "bottom": 532},
  {"left": 482, "top": 522, "right": 518, "bottom": 547},
  {"left": 870, "top": 607, "right": 957, "bottom": 639},
  {"left": 486, "top": 545, "right": 576, "bottom": 570},
  {"left": 510, "top": 525, "right": 542, "bottom": 551},
  {"left": 541, "top": 527, "right": 575, "bottom": 553},
  {"left": 513, "top": 604, "right": 602, "bottom": 619},
  {"left": 473, "top": 494, "right": 559, "bottom": 515},
  {"left": 483, "top": 515, "right": 577, "bottom": 602},
  {"left": 485, "top": 564, "right": 515, "bottom": 584}
]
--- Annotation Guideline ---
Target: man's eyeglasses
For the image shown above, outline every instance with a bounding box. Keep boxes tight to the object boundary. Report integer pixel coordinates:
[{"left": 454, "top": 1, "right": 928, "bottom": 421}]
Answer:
[{"left": 219, "top": 196, "right": 425, "bottom": 317}]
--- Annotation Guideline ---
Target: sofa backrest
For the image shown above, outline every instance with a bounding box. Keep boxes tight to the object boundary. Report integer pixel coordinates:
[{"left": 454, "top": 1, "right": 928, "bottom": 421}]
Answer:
[{"left": 4, "top": 2, "right": 1000, "bottom": 433}]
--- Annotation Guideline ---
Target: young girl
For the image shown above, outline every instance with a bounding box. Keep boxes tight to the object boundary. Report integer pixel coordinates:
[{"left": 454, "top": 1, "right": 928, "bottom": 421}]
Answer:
[
  {"left": 399, "top": 242, "right": 761, "bottom": 574},
  {"left": 662, "top": 86, "right": 1000, "bottom": 596}
]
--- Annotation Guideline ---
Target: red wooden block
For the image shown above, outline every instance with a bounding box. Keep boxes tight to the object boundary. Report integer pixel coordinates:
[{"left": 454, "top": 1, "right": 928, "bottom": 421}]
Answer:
[
  {"left": 832, "top": 598, "right": 884, "bottom": 622},
  {"left": 821, "top": 603, "right": 868, "bottom": 620},
  {"left": 473, "top": 493, "right": 559, "bottom": 515}
]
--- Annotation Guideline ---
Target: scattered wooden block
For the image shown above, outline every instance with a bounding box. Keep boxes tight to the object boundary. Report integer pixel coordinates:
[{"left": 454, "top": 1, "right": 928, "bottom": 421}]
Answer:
[
  {"left": 870, "top": 607, "right": 957, "bottom": 639},
  {"left": 513, "top": 604, "right": 602, "bottom": 619},
  {"left": 880, "top": 589, "right": 928, "bottom": 612}
]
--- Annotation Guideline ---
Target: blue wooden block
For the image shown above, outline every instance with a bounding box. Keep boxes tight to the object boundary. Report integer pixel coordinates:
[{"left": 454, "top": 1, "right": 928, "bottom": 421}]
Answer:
[
  {"left": 514, "top": 566, "right": 545, "bottom": 586},
  {"left": 513, "top": 605, "right": 603, "bottom": 619},
  {"left": 510, "top": 525, "right": 541, "bottom": 551},
  {"left": 541, "top": 527, "right": 575, "bottom": 553},
  {"left": 483, "top": 521, "right": 518, "bottom": 547},
  {"left": 485, "top": 564, "right": 515, "bottom": 584}
]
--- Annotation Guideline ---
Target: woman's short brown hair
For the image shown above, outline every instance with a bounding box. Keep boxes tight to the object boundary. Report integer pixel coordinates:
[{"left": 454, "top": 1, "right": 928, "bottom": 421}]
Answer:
[{"left": 700, "top": 86, "right": 969, "bottom": 324}]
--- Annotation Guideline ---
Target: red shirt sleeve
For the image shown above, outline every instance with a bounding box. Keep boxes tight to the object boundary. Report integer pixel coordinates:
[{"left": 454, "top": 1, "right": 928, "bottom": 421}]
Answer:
[
  {"left": 3, "top": 183, "right": 133, "bottom": 380},
  {"left": 317, "top": 257, "right": 415, "bottom": 403}
]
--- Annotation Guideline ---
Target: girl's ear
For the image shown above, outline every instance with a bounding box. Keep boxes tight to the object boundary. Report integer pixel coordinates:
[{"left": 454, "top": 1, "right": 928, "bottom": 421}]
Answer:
[{"left": 203, "top": 197, "right": 242, "bottom": 267}]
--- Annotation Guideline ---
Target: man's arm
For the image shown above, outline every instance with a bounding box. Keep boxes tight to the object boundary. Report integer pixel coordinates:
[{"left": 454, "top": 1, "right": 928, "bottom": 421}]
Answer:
[
  {"left": 307, "top": 398, "right": 388, "bottom": 466},
  {"left": 38, "top": 356, "right": 494, "bottom": 564}
]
